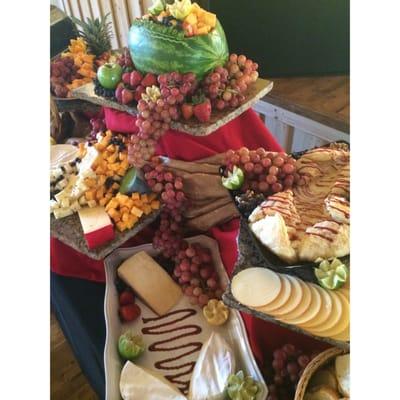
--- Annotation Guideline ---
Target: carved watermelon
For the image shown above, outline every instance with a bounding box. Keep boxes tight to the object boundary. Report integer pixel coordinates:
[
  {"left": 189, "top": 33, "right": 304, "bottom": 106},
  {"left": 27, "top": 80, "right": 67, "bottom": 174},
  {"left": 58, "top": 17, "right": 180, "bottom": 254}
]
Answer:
[{"left": 128, "top": 19, "right": 229, "bottom": 78}]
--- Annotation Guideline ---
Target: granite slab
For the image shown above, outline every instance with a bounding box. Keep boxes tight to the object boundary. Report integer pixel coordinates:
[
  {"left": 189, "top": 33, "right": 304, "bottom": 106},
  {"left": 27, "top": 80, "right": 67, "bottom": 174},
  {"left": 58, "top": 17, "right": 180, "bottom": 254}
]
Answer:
[
  {"left": 71, "top": 78, "right": 274, "bottom": 136},
  {"left": 50, "top": 209, "right": 160, "bottom": 260}
]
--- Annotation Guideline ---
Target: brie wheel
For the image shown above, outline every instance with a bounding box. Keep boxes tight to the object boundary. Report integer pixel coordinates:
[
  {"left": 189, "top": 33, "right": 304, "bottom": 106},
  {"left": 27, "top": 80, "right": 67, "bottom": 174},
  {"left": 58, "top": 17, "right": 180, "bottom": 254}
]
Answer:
[
  {"left": 120, "top": 361, "right": 187, "bottom": 400},
  {"left": 188, "top": 332, "right": 235, "bottom": 400}
]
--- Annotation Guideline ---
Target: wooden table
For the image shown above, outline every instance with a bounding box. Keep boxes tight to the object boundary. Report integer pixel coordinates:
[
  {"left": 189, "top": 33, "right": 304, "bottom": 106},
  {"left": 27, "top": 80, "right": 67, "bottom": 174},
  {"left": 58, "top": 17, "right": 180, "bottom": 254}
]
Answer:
[{"left": 253, "top": 75, "right": 349, "bottom": 152}]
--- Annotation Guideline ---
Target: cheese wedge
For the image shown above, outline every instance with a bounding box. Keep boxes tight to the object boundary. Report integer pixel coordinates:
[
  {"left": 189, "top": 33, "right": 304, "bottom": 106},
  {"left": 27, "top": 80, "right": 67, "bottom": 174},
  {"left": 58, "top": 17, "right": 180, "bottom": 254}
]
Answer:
[
  {"left": 118, "top": 251, "right": 182, "bottom": 316},
  {"left": 231, "top": 267, "right": 281, "bottom": 308},
  {"left": 188, "top": 332, "right": 235, "bottom": 400},
  {"left": 120, "top": 361, "right": 187, "bottom": 400},
  {"left": 78, "top": 206, "right": 114, "bottom": 249}
]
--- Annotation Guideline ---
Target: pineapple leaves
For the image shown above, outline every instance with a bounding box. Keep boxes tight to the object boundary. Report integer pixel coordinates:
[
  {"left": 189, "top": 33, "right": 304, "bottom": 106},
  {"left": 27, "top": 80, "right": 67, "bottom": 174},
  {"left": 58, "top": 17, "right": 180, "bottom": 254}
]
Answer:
[{"left": 71, "top": 13, "right": 113, "bottom": 56}]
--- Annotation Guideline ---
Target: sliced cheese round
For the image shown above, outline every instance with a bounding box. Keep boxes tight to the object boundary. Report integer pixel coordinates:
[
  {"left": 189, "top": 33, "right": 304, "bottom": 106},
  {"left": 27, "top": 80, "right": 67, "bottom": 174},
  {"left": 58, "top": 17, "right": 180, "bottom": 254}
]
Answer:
[
  {"left": 255, "top": 274, "right": 291, "bottom": 313},
  {"left": 312, "top": 290, "right": 349, "bottom": 338},
  {"left": 299, "top": 284, "right": 333, "bottom": 329},
  {"left": 269, "top": 275, "right": 303, "bottom": 317},
  {"left": 231, "top": 267, "right": 281, "bottom": 308},
  {"left": 283, "top": 283, "right": 322, "bottom": 325},
  {"left": 277, "top": 279, "right": 312, "bottom": 321},
  {"left": 307, "top": 290, "right": 343, "bottom": 334},
  {"left": 331, "top": 323, "right": 350, "bottom": 342}
]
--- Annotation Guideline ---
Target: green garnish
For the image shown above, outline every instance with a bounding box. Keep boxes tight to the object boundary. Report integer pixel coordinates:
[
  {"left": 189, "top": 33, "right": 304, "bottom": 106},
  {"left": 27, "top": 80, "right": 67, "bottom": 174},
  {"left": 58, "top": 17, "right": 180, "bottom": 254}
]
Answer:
[
  {"left": 118, "top": 331, "right": 145, "bottom": 361},
  {"left": 227, "top": 370, "right": 260, "bottom": 400},
  {"left": 222, "top": 166, "right": 245, "bottom": 190},
  {"left": 314, "top": 257, "right": 349, "bottom": 290}
]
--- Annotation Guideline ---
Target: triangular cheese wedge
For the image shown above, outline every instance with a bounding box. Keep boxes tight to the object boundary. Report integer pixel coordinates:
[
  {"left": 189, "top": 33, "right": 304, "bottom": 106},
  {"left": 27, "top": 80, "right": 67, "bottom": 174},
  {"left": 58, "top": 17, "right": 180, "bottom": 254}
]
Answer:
[
  {"left": 188, "top": 332, "right": 235, "bottom": 400},
  {"left": 120, "top": 361, "right": 187, "bottom": 400}
]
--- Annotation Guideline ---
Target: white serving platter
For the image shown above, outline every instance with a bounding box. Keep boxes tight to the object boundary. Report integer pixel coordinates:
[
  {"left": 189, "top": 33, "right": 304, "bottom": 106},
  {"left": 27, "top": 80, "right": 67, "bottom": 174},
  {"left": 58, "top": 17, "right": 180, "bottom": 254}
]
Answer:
[{"left": 104, "top": 235, "right": 268, "bottom": 400}]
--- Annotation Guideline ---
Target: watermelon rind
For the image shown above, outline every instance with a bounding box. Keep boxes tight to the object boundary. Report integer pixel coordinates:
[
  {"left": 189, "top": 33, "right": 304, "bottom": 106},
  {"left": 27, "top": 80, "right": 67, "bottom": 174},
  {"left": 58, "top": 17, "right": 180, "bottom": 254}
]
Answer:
[{"left": 128, "top": 18, "right": 229, "bottom": 78}]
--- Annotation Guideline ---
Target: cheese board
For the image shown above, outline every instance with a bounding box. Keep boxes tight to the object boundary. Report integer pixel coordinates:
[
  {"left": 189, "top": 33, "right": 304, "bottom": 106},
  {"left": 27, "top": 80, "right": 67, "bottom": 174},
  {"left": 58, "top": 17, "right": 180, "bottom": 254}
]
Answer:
[
  {"left": 71, "top": 78, "right": 273, "bottom": 136},
  {"left": 222, "top": 219, "right": 350, "bottom": 350},
  {"left": 104, "top": 235, "right": 268, "bottom": 400}
]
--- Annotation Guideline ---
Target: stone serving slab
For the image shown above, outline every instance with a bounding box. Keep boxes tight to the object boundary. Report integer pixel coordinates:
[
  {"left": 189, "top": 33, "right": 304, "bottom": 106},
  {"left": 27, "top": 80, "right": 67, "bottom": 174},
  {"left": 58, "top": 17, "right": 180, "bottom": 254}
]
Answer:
[
  {"left": 71, "top": 78, "right": 273, "bottom": 136},
  {"left": 222, "top": 220, "right": 350, "bottom": 351},
  {"left": 50, "top": 209, "right": 160, "bottom": 260}
]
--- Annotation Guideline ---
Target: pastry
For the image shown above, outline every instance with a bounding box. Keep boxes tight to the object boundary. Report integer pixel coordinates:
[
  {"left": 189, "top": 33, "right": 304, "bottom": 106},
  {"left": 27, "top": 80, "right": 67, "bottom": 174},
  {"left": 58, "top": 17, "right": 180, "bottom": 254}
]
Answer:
[{"left": 248, "top": 146, "right": 350, "bottom": 263}]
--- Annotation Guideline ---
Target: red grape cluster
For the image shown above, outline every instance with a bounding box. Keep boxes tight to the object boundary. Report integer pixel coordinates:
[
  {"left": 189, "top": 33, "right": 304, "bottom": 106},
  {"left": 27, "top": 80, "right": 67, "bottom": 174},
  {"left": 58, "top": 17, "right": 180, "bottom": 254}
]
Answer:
[
  {"left": 50, "top": 56, "right": 79, "bottom": 98},
  {"left": 266, "top": 344, "right": 316, "bottom": 400},
  {"left": 174, "top": 241, "right": 224, "bottom": 306},
  {"left": 117, "top": 47, "right": 134, "bottom": 70},
  {"left": 225, "top": 147, "right": 304, "bottom": 195},
  {"left": 143, "top": 161, "right": 187, "bottom": 257},
  {"left": 128, "top": 72, "right": 198, "bottom": 167},
  {"left": 87, "top": 116, "right": 106, "bottom": 143},
  {"left": 158, "top": 71, "right": 198, "bottom": 104}
]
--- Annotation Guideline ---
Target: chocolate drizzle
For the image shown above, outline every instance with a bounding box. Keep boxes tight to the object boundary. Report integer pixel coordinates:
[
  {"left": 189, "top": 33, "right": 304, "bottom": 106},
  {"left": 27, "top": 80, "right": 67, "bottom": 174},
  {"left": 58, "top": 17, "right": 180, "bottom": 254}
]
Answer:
[{"left": 141, "top": 308, "right": 203, "bottom": 394}]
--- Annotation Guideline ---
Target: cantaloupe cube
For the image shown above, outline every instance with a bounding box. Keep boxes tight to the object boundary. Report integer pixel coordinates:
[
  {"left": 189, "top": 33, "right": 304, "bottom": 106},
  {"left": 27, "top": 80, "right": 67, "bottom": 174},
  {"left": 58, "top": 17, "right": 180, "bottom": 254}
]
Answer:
[
  {"left": 99, "top": 197, "right": 108, "bottom": 206},
  {"left": 130, "top": 206, "right": 144, "bottom": 218},
  {"left": 150, "top": 200, "right": 160, "bottom": 209},
  {"left": 196, "top": 26, "right": 211, "bottom": 35},
  {"left": 185, "top": 13, "right": 197, "bottom": 26},
  {"left": 201, "top": 11, "right": 216, "bottom": 27},
  {"left": 116, "top": 221, "right": 126, "bottom": 232},
  {"left": 85, "top": 189, "right": 96, "bottom": 201},
  {"left": 143, "top": 204, "right": 152, "bottom": 215}
]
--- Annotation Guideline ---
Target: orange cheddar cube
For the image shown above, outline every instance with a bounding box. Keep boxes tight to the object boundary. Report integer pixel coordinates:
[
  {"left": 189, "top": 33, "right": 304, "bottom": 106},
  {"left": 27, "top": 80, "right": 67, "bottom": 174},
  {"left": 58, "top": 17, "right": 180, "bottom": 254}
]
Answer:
[{"left": 130, "top": 206, "right": 144, "bottom": 218}]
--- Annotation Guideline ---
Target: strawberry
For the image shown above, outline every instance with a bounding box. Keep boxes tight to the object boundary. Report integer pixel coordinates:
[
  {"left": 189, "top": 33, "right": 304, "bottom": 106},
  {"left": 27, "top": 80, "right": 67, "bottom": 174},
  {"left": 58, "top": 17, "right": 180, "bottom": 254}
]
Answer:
[
  {"left": 130, "top": 70, "right": 143, "bottom": 87},
  {"left": 122, "top": 72, "right": 131, "bottom": 85},
  {"left": 119, "top": 290, "right": 135, "bottom": 306},
  {"left": 133, "top": 85, "right": 146, "bottom": 102},
  {"left": 121, "top": 88, "right": 134, "bottom": 105},
  {"left": 181, "top": 103, "right": 194, "bottom": 120},
  {"left": 115, "top": 84, "right": 124, "bottom": 103},
  {"left": 119, "top": 303, "right": 141, "bottom": 323},
  {"left": 193, "top": 97, "right": 211, "bottom": 122},
  {"left": 141, "top": 73, "right": 157, "bottom": 87}
]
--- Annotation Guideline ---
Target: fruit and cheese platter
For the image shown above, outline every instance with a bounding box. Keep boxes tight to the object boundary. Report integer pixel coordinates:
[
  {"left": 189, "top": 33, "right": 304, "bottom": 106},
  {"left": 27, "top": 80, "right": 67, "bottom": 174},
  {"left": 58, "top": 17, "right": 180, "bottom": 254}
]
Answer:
[
  {"left": 104, "top": 235, "right": 268, "bottom": 400},
  {"left": 218, "top": 143, "right": 350, "bottom": 349}
]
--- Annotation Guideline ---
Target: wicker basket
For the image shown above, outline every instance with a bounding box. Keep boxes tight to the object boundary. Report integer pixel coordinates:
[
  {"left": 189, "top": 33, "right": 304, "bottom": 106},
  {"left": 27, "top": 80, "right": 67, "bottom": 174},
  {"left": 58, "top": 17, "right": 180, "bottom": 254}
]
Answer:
[{"left": 294, "top": 347, "right": 349, "bottom": 400}]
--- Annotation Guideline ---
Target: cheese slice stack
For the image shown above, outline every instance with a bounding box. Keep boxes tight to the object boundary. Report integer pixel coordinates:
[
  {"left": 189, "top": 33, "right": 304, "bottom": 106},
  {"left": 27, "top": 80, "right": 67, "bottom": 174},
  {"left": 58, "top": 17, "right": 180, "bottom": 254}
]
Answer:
[
  {"left": 117, "top": 251, "right": 182, "bottom": 316},
  {"left": 78, "top": 206, "right": 115, "bottom": 249},
  {"left": 120, "top": 361, "right": 187, "bottom": 400}
]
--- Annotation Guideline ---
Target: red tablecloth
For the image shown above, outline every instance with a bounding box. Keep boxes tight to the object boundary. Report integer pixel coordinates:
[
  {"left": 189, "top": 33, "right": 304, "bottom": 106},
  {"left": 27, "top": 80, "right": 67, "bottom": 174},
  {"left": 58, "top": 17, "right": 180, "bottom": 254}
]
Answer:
[{"left": 51, "top": 108, "right": 329, "bottom": 367}]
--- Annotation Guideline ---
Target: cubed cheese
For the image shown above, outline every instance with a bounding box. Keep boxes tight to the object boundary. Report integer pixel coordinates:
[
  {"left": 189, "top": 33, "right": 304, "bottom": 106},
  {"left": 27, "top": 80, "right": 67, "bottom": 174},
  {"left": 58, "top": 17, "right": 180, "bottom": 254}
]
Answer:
[
  {"left": 117, "top": 251, "right": 182, "bottom": 316},
  {"left": 78, "top": 206, "right": 115, "bottom": 249}
]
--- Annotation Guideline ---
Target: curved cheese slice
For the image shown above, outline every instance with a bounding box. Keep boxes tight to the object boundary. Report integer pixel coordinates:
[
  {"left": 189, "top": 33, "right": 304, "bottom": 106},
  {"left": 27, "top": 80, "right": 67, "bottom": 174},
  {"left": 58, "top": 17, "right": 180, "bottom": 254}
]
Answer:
[
  {"left": 316, "top": 291, "right": 350, "bottom": 339},
  {"left": 255, "top": 274, "right": 291, "bottom": 313},
  {"left": 277, "top": 280, "right": 312, "bottom": 321},
  {"left": 188, "top": 332, "right": 235, "bottom": 400},
  {"left": 120, "top": 361, "right": 186, "bottom": 400},
  {"left": 299, "top": 284, "right": 333, "bottom": 329},
  {"left": 284, "top": 284, "right": 322, "bottom": 325},
  {"left": 231, "top": 267, "right": 281, "bottom": 308},
  {"left": 270, "top": 275, "right": 303, "bottom": 317},
  {"left": 308, "top": 291, "right": 343, "bottom": 334}
]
